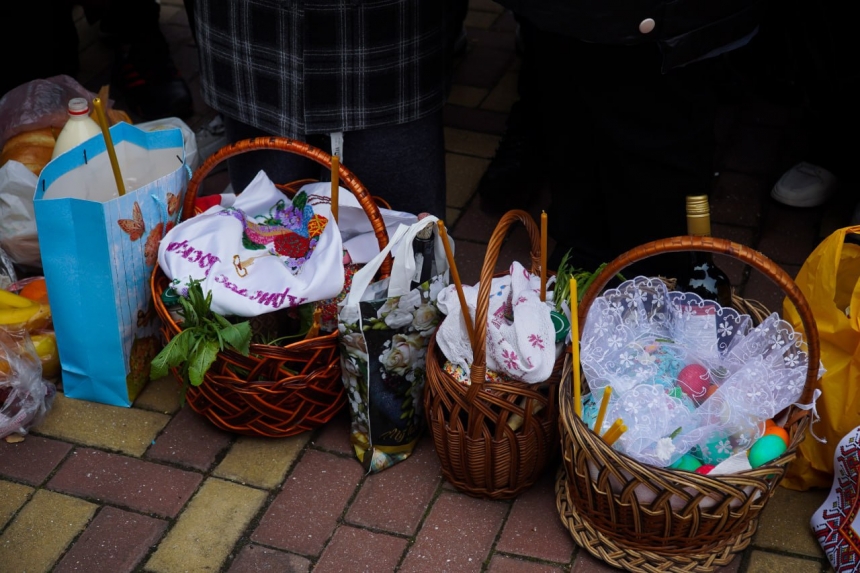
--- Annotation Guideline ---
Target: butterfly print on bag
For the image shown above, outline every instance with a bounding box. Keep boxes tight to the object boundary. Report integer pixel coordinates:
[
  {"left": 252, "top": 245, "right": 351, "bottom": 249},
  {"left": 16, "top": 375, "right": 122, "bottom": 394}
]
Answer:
[{"left": 118, "top": 201, "right": 145, "bottom": 241}]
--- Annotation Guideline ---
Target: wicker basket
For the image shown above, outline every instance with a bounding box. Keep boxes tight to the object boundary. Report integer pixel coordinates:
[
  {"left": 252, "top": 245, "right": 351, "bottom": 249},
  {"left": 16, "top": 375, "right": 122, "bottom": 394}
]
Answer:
[
  {"left": 151, "top": 136, "right": 391, "bottom": 438},
  {"left": 425, "top": 209, "right": 563, "bottom": 500},
  {"left": 555, "top": 235, "right": 821, "bottom": 572}
]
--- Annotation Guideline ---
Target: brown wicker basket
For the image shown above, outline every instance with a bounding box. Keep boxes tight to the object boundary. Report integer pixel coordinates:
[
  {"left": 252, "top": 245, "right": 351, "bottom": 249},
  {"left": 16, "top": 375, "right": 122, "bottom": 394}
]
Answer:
[
  {"left": 151, "top": 136, "right": 391, "bottom": 438},
  {"left": 424, "top": 209, "right": 563, "bottom": 500},
  {"left": 555, "top": 235, "right": 821, "bottom": 572}
]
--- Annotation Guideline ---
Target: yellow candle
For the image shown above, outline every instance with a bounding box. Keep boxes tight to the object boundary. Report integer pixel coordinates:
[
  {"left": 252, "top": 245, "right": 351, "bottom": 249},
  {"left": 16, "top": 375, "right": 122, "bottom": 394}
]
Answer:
[
  {"left": 331, "top": 155, "right": 339, "bottom": 223},
  {"left": 570, "top": 277, "right": 581, "bottom": 417},
  {"left": 594, "top": 386, "right": 612, "bottom": 435},
  {"left": 604, "top": 422, "right": 628, "bottom": 447},
  {"left": 540, "top": 211, "right": 548, "bottom": 302}
]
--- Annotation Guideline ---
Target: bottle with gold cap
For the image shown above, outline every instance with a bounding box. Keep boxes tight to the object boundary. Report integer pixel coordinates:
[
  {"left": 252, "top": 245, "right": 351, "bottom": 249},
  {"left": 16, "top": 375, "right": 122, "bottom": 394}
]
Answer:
[{"left": 678, "top": 195, "right": 732, "bottom": 308}]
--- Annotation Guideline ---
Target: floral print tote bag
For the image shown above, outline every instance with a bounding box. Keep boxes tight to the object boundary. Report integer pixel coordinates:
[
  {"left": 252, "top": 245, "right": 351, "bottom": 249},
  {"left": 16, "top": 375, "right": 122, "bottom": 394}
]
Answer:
[{"left": 338, "top": 218, "right": 448, "bottom": 473}]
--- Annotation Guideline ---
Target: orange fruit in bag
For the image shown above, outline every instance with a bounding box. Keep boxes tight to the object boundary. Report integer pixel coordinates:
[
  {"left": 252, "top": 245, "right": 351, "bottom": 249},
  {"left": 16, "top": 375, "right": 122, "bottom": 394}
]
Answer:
[{"left": 19, "top": 278, "right": 49, "bottom": 304}]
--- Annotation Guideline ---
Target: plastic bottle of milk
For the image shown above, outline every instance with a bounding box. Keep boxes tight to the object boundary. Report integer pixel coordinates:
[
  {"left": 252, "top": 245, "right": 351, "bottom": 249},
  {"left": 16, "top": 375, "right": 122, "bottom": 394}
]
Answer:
[{"left": 51, "top": 98, "right": 102, "bottom": 159}]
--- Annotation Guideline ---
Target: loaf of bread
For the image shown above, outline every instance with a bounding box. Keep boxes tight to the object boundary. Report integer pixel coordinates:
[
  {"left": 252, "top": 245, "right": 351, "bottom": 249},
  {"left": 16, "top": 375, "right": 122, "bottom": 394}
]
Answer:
[{"left": 0, "top": 127, "right": 58, "bottom": 176}]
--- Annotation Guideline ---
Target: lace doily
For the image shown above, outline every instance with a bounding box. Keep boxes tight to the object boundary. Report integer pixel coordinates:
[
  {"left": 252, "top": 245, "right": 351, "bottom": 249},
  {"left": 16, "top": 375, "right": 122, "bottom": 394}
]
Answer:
[{"left": 580, "top": 276, "right": 822, "bottom": 467}]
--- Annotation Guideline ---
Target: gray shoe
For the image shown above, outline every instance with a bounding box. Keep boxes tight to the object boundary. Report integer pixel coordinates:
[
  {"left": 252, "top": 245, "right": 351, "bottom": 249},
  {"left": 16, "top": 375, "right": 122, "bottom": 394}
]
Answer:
[{"left": 771, "top": 162, "right": 837, "bottom": 208}]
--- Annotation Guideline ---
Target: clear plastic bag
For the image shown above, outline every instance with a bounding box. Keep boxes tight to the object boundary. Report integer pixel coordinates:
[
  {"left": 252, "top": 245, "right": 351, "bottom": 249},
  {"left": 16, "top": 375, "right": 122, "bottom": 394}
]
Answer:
[{"left": 0, "top": 326, "right": 56, "bottom": 439}]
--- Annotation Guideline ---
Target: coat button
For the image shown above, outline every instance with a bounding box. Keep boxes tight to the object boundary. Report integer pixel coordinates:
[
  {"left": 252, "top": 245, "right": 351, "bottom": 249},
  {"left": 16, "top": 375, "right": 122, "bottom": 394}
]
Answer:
[{"left": 639, "top": 18, "right": 656, "bottom": 34}]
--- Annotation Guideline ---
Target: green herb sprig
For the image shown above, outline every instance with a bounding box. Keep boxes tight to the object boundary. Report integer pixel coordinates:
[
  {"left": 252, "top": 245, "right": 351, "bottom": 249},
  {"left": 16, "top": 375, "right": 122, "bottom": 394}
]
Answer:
[
  {"left": 552, "top": 249, "right": 626, "bottom": 310},
  {"left": 150, "top": 279, "right": 252, "bottom": 396}
]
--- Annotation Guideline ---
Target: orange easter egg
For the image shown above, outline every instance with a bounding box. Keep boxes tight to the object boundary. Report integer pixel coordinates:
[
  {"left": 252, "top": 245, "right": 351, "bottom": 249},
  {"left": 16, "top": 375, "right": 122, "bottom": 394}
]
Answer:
[{"left": 764, "top": 425, "right": 789, "bottom": 446}]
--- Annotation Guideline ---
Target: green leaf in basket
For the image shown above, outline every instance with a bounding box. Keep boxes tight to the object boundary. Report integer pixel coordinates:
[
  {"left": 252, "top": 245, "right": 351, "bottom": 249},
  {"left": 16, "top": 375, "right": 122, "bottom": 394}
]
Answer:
[
  {"left": 188, "top": 339, "right": 220, "bottom": 387},
  {"left": 151, "top": 278, "right": 252, "bottom": 400}
]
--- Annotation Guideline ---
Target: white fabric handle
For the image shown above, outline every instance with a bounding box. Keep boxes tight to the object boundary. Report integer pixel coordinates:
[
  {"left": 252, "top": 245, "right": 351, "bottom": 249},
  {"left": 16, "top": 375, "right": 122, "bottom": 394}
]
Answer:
[
  {"left": 387, "top": 215, "right": 442, "bottom": 297},
  {"left": 344, "top": 223, "right": 411, "bottom": 307}
]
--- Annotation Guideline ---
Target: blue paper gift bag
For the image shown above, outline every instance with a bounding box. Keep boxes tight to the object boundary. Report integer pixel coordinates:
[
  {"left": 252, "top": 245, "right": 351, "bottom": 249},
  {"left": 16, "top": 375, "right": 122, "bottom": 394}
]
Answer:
[{"left": 34, "top": 122, "right": 188, "bottom": 407}]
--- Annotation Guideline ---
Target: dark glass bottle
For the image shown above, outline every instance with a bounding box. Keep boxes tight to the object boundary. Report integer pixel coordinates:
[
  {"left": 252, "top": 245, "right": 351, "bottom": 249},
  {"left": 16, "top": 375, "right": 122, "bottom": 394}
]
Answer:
[
  {"left": 679, "top": 195, "right": 732, "bottom": 308},
  {"left": 410, "top": 221, "right": 437, "bottom": 290}
]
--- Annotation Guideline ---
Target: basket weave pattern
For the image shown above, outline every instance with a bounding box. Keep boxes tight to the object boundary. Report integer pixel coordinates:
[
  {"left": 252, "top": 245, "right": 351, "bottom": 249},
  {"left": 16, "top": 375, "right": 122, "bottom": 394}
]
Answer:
[
  {"left": 425, "top": 210, "right": 562, "bottom": 500},
  {"left": 556, "top": 236, "right": 821, "bottom": 572},
  {"left": 152, "top": 137, "right": 390, "bottom": 438}
]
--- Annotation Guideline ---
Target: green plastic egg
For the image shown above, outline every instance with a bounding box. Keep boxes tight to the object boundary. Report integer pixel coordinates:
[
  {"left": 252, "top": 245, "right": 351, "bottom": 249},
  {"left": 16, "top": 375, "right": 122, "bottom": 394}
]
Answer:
[
  {"left": 748, "top": 434, "right": 787, "bottom": 469},
  {"left": 669, "top": 453, "right": 702, "bottom": 472}
]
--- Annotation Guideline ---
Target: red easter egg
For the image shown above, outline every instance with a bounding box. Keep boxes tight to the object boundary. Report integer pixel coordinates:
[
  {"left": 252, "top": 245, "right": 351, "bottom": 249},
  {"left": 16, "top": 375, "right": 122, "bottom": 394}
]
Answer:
[
  {"left": 677, "top": 364, "right": 711, "bottom": 402},
  {"left": 695, "top": 464, "right": 716, "bottom": 475}
]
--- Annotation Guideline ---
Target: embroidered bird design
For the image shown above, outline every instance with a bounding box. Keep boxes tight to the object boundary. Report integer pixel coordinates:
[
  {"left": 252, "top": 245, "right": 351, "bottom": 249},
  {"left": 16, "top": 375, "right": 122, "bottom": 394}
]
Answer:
[{"left": 220, "top": 190, "right": 328, "bottom": 269}]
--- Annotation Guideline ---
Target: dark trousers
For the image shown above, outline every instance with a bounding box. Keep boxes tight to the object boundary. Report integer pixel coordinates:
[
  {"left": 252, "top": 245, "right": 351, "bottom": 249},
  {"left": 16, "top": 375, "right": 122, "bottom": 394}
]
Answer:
[
  {"left": 222, "top": 111, "right": 447, "bottom": 220},
  {"left": 525, "top": 21, "right": 720, "bottom": 276}
]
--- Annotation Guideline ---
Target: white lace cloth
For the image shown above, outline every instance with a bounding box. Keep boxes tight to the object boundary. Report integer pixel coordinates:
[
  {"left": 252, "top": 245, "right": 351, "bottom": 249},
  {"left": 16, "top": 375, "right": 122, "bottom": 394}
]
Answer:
[
  {"left": 436, "top": 261, "right": 556, "bottom": 384},
  {"left": 580, "top": 276, "right": 824, "bottom": 467}
]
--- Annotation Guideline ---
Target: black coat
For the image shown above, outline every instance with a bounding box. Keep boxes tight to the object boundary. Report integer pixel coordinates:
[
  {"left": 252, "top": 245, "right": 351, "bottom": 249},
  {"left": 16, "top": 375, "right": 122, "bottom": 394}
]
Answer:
[{"left": 497, "top": 0, "right": 768, "bottom": 71}]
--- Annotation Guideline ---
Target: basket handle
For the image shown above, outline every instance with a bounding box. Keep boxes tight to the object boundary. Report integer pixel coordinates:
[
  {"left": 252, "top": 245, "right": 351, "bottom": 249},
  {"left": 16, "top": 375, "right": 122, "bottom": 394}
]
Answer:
[
  {"left": 467, "top": 209, "right": 542, "bottom": 395},
  {"left": 180, "top": 136, "right": 392, "bottom": 278},
  {"left": 578, "top": 235, "right": 820, "bottom": 408}
]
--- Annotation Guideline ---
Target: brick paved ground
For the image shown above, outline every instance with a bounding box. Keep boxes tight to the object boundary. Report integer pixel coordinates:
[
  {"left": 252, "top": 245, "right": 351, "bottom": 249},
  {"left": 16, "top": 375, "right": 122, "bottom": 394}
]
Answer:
[{"left": 0, "top": 0, "right": 850, "bottom": 571}]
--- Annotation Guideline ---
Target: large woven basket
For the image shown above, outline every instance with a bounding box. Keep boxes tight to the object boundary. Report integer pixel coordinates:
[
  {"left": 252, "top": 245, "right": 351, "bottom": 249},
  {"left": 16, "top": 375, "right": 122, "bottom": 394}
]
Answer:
[
  {"left": 425, "top": 209, "right": 563, "bottom": 500},
  {"left": 151, "top": 136, "right": 391, "bottom": 438},
  {"left": 555, "top": 236, "right": 821, "bottom": 572}
]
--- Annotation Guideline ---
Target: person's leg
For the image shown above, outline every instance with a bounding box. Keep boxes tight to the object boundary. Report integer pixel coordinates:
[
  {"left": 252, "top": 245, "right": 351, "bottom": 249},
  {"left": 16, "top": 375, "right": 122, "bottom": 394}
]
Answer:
[{"left": 342, "top": 111, "right": 447, "bottom": 218}]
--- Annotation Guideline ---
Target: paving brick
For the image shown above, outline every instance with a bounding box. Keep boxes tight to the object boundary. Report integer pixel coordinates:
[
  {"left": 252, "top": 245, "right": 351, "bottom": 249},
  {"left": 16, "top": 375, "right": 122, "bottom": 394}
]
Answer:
[
  {"left": 146, "top": 478, "right": 267, "bottom": 573},
  {"left": 53, "top": 506, "right": 168, "bottom": 573},
  {"left": 447, "top": 153, "right": 490, "bottom": 209},
  {"left": 718, "top": 124, "right": 791, "bottom": 179},
  {"left": 445, "top": 127, "right": 500, "bottom": 159},
  {"left": 444, "top": 104, "right": 508, "bottom": 136},
  {"left": 745, "top": 549, "right": 823, "bottom": 573},
  {"left": 345, "top": 436, "right": 442, "bottom": 535},
  {"left": 47, "top": 447, "right": 202, "bottom": 518},
  {"left": 33, "top": 393, "right": 170, "bottom": 456},
  {"left": 145, "top": 405, "right": 233, "bottom": 470},
  {"left": 450, "top": 220, "right": 500, "bottom": 272},
  {"left": 0, "top": 435, "right": 73, "bottom": 485},
  {"left": 310, "top": 408, "right": 353, "bottom": 455},
  {"left": 756, "top": 203, "right": 822, "bottom": 267},
  {"left": 314, "top": 525, "right": 408, "bottom": 573},
  {"left": 252, "top": 450, "right": 365, "bottom": 557},
  {"left": 133, "top": 374, "right": 182, "bottom": 414},
  {"left": 711, "top": 171, "right": 768, "bottom": 229},
  {"left": 495, "top": 471, "right": 576, "bottom": 564},
  {"left": 400, "top": 491, "right": 508, "bottom": 572},
  {"left": 482, "top": 71, "right": 519, "bottom": 113},
  {"left": 448, "top": 85, "right": 491, "bottom": 109},
  {"left": 753, "top": 486, "right": 828, "bottom": 558},
  {"left": 227, "top": 543, "right": 312, "bottom": 573},
  {"left": 214, "top": 433, "right": 309, "bottom": 490},
  {"left": 570, "top": 551, "right": 626, "bottom": 572},
  {"left": 741, "top": 263, "right": 802, "bottom": 319},
  {"left": 488, "top": 554, "right": 568, "bottom": 572},
  {"left": 0, "top": 480, "right": 33, "bottom": 529},
  {"left": 0, "top": 489, "right": 96, "bottom": 573}
]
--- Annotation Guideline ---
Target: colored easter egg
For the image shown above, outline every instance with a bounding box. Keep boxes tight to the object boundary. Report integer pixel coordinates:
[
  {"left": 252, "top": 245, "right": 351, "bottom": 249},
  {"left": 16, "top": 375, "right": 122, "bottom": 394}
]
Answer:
[
  {"left": 677, "top": 364, "right": 711, "bottom": 403},
  {"left": 700, "top": 434, "right": 733, "bottom": 466},
  {"left": 669, "top": 453, "right": 703, "bottom": 472},
  {"left": 703, "top": 384, "right": 719, "bottom": 401},
  {"left": 764, "top": 425, "right": 790, "bottom": 447},
  {"left": 748, "top": 434, "right": 788, "bottom": 468},
  {"left": 695, "top": 464, "right": 716, "bottom": 475}
]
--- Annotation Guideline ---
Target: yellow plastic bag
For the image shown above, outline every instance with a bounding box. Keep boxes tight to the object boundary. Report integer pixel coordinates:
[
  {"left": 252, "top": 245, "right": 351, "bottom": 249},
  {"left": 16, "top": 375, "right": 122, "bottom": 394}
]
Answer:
[{"left": 782, "top": 225, "right": 860, "bottom": 490}]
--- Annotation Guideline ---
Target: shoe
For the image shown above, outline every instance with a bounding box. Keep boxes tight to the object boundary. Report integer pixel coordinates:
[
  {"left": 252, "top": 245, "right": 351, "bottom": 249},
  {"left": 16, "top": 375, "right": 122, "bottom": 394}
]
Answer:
[
  {"left": 195, "top": 115, "right": 229, "bottom": 166},
  {"left": 771, "top": 162, "right": 837, "bottom": 208},
  {"left": 477, "top": 100, "right": 544, "bottom": 215},
  {"left": 113, "top": 38, "right": 194, "bottom": 121}
]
